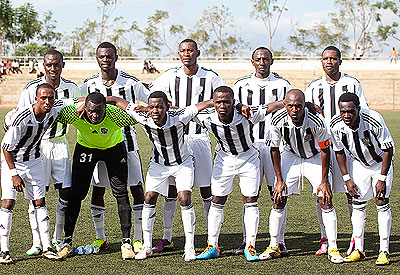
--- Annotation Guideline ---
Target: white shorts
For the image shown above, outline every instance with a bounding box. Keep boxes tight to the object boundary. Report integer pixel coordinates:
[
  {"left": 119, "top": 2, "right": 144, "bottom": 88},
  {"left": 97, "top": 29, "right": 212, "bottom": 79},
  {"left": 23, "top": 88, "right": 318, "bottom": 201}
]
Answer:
[
  {"left": 330, "top": 147, "right": 351, "bottom": 193},
  {"left": 254, "top": 142, "right": 275, "bottom": 187},
  {"left": 91, "top": 149, "right": 144, "bottom": 188},
  {"left": 1, "top": 157, "right": 46, "bottom": 201},
  {"left": 211, "top": 147, "right": 260, "bottom": 197},
  {"left": 278, "top": 150, "right": 331, "bottom": 196},
  {"left": 145, "top": 156, "right": 194, "bottom": 197},
  {"left": 186, "top": 135, "right": 212, "bottom": 188},
  {"left": 347, "top": 158, "right": 393, "bottom": 202},
  {"left": 41, "top": 137, "right": 72, "bottom": 188}
]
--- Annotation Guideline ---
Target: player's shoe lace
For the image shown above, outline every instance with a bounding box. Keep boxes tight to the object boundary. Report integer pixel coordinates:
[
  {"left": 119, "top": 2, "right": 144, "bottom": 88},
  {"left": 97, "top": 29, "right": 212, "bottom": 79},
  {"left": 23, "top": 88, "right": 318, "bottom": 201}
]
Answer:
[
  {"left": 328, "top": 248, "right": 344, "bottom": 264},
  {"left": 196, "top": 242, "right": 220, "bottom": 260},
  {"left": 344, "top": 249, "right": 366, "bottom": 262},
  {"left": 244, "top": 243, "right": 259, "bottom": 262},
  {"left": 259, "top": 245, "right": 281, "bottom": 260}
]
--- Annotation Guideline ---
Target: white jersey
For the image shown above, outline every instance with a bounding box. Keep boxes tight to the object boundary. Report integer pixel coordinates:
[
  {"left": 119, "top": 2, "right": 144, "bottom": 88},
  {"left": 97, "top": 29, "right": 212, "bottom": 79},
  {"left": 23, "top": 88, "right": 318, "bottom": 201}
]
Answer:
[
  {"left": 149, "top": 65, "right": 226, "bottom": 136},
  {"left": 17, "top": 76, "right": 82, "bottom": 140},
  {"left": 2, "top": 99, "right": 76, "bottom": 163},
  {"left": 305, "top": 73, "right": 369, "bottom": 127},
  {"left": 125, "top": 103, "right": 198, "bottom": 166},
  {"left": 81, "top": 69, "right": 150, "bottom": 151},
  {"left": 330, "top": 108, "right": 394, "bottom": 167},
  {"left": 233, "top": 72, "right": 291, "bottom": 141},
  {"left": 269, "top": 108, "right": 330, "bottom": 159},
  {"left": 194, "top": 105, "right": 268, "bottom": 155}
]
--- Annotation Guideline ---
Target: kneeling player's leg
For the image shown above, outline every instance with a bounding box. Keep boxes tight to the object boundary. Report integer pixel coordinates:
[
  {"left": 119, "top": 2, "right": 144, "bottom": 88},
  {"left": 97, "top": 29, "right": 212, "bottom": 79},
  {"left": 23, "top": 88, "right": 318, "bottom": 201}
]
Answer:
[
  {"left": 208, "top": 196, "right": 227, "bottom": 248},
  {"left": 28, "top": 201, "right": 41, "bottom": 249},
  {"left": 242, "top": 196, "right": 259, "bottom": 249},
  {"left": 318, "top": 197, "right": 338, "bottom": 250},
  {"left": 142, "top": 192, "right": 159, "bottom": 249},
  {"left": 178, "top": 191, "right": 195, "bottom": 252},
  {"left": 351, "top": 201, "right": 366, "bottom": 252},
  {"left": 376, "top": 198, "right": 391, "bottom": 253},
  {"left": 32, "top": 198, "right": 52, "bottom": 251},
  {"left": 269, "top": 199, "right": 287, "bottom": 249}
]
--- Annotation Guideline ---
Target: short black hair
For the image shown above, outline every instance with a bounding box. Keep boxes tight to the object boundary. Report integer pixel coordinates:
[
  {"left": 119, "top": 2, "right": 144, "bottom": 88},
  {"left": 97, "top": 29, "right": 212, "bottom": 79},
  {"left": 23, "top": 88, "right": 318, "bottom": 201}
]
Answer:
[
  {"left": 149, "top": 91, "right": 168, "bottom": 105},
  {"left": 213, "top": 86, "right": 234, "bottom": 98},
  {"left": 44, "top": 49, "right": 63, "bottom": 62},
  {"left": 36, "top": 83, "right": 55, "bottom": 96},
  {"left": 322, "top": 45, "right": 341, "bottom": 60},
  {"left": 86, "top": 92, "right": 106, "bottom": 106},
  {"left": 97, "top": 42, "right": 117, "bottom": 56},
  {"left": 251, "top": 47, "right": 273, "bottom": 60},
  {"left": 338, "top": 93, "right": 360, "bottom": 107},
  {"left": 179, "top": 39, "right": 198, "bottom": 51}
]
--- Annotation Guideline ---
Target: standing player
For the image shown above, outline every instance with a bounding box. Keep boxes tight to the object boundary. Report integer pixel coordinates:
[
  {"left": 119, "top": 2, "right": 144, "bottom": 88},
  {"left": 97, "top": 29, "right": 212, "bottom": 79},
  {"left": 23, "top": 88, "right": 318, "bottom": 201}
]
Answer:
[
  {"left": 107, "top": 92, "right": 214, "bottom": 261},
  {"left": 80, "top": 42, "right": 149, "bottom": 253},
  {"left": 305, "top": 46, "right": 369, "bottom": 255},
  {"left": 232, "top": 46, "right": 291, "bottom": 255},
  {"left": 261, "top": 89, "right": 343, "bottom": 264},
  {"left": 330, "top": 93, "right": 394, "bottom": 265},
  {"left": 17, "top": 50, "right": 82, "bottom": 254},
  {"left": 1, "top": 83, "right": 76, "bottom": 263},
  {"left": 195, "top": 86, "right": 283, "bottom": 262},
  {"left": 56, "top": 93, "right": 138, "bottom": 260},
  {"left": 149, "top": 39, "right": 225, "bottom": 252}
]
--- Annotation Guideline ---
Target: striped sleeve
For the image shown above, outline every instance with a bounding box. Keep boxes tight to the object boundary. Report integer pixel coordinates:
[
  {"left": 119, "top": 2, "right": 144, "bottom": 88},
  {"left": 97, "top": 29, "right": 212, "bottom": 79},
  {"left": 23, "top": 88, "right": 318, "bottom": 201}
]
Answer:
[
  {"left": 329, "top": 127, "right": 344, "bottom": 152},
  {"left": 1, "top": 122, "right": 22, "bottom": 151}
]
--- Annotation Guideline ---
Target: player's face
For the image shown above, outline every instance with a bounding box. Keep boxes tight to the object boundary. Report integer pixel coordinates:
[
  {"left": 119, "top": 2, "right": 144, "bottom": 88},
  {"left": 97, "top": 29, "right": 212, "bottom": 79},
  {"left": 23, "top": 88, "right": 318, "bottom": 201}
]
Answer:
[
  {"left": 284, "top": 95, "right": 305, "bottom": 125},
  {"left": 252, "top": 49, "right": 273, "bottom": 78},
  {"left": 43, "top": 54, "right": 64, "bottom": 82},
  {"left": 148, "top": 97, "right": 168, "bottom": 126},
  {"left": 178, "top": 42, "right": 199, "bottom": 67},
  {"left": 339, "top": 101, "right": 359, "bottom": 127},
  {"left": 96, "top": 47, "right": 118, "bottom": 73},
  {"left": 35, "top": 88, "right": 55, "bottom": 113},
  {"left": 85, "top": 101, "right": 106, "bottom": 124},
  {"left": 322, "top": 50, "right": 341, "bottom": 76},
  {"left": 214, "top": 91, "right": 234, "bottom": 122}
]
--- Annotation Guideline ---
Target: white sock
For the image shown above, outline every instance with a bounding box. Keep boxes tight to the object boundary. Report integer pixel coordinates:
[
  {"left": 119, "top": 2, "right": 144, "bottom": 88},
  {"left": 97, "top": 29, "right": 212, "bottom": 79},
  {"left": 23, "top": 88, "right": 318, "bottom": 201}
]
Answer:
[
  {"left": 244, "top": 202, "right": 259, "bottom": 248},
  {"left": 28, "top": 201, "right": 41, "bottom": 247},
  {"left": 142, "top": 203, "right": 156, "bottom": 249},
  {"left": 36, "top": 205, "right": 51, "bottom": 250},
  {"left": 91, "top": 204, "right": 106, "bottom": 240},
  {"left": 0, "top": 208, "right": 13, "bottom": 252},
  {"left": 316, "top": 202, "right": 327, "bottom": 240},
  {"left": 377, "top": 203, "right": 391, "bottom": 253},
  {"left": 53, "top": 198, "right": 68, "bottom": 242},
  {"left": 132, "top": 204, "right": 143, "bottom": 240},
  {"left": 181, "top": 203, "right": 195, "bottom": 251},
  {"left": 162, "top": 198, "right": 177, "bottom": 242},
  {"left": 278, "top": 205, "right": 287, "bottom": 244},
  {"left": 352, "top": 203, "right": 366, "bottom": 251},
  {"left": 241, "top": 204, "right": 246, "bottom": 243},
  {"left": 203, "top": 196, "right": 212, "bottom": 227},
  {"left": 321, "top": 206, "right": 338, "bottom": 250},
  {"left": 269, "top": 207, "right": 285, "bottom": 248},
  {"left": 207, "top": 202, "right": 224, "bottom": 248}
]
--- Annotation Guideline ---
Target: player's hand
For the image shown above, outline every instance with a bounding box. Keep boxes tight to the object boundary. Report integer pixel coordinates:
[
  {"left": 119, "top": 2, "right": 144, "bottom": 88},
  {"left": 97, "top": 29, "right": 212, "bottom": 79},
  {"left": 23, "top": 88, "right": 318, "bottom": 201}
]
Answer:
[
  {"left": 375, "top": 180, "right": 386, "bottom": 199},
  {"left": 241, "top": 105, "right": 252, "bottom": 119},
  {"left": 317, "top": 180, "right": 332, "bottom": 205},
  {"left": 12, "top": 175, "right": 25, "bottom": 192},
  {"left": 273, "top": 180, "right": 287, "bottom": 204},
  {"left": 76, "top": 103, "right": 86, "bottom": 119},
  {"left": 345, "top": 179, "right": 360, "bottom": 198},
  {"left": 133, "top": 105, "right": 149, "bottom": 113}
]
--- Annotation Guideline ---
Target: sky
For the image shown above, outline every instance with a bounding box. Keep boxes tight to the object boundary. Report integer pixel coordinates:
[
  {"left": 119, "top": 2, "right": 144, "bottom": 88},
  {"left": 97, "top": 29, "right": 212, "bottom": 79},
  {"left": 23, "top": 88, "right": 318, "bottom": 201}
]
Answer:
[{"left": 10, "top": 0, "right": 397, "bottom": 57}]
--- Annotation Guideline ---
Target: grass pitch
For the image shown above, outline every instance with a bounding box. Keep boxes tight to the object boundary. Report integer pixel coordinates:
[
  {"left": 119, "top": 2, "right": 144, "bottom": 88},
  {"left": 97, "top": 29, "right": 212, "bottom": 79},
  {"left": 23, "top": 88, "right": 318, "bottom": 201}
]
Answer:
[{"left": 0, "top": 108, "right": 399, "bottom": 274}]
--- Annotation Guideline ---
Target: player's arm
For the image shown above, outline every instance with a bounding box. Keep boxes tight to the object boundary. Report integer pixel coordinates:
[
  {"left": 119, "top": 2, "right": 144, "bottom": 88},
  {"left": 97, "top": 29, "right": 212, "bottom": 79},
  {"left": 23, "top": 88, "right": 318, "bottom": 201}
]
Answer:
[
  {"left": 317, "top": 147, "right": 332, "bottom": 205},
  {"left": 194, "top": 99, "right": 214, "bottom": 111},
  {"left": 106, "top": 96, "right": 130, "bottom": 110},
  {"left": 271, "top": 147, "right": 287, "bottom": 203},
  {"left": 266, "top": 100, "right": 284, "bottom": 114},
  {"left": 2, "top": 148, "right": 24, "bottom": 192}
]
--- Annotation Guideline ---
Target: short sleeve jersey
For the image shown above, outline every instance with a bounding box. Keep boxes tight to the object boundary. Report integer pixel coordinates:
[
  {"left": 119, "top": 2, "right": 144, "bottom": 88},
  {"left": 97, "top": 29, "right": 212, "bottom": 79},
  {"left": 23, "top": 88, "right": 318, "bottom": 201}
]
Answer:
[
  {"left": 269, "top": 108, "right": 330, "bottom": 159},
  {"left": 305, "top": 73, "right": 368, "bottom": 127},
  {"left": 125, "top": 103, "right": 198, "bottom": 166},
  {"left": 330, "top": 108, "right": 394, "bottom": 167},
  {"left": 17, "top": 76, "right": 82, "bottom": 139},
  {"left": 149, "top": 65, "right": 226, "bottom": 136},
  {"left": 233, "top": 72, "right": 291, "bottom": 142},
  {"left": 56, "top": 103, "right": 137, "bottom": 150}
]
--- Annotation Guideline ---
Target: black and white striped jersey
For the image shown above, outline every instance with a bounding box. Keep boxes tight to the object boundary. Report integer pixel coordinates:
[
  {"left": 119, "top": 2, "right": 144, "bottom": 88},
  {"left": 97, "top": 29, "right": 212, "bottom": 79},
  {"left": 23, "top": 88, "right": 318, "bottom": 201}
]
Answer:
[
  {"left": 2, "top": 99, "right": 75, "bottom": 162},
  {"left": 17, "top": 76, "right": 82, "bottom": 140},
  {"left": 305, "top": 73, "right": 368, "bottom": 127},
  {"left": 125, "top": 103, "right": 199, "bottom": 166},
  {"left": 81, "top": 70, "right": 150, "bottom": 151},
  {"left": 268, "top": 108, "right": 330, "bottom": 159},
  {"left": 330, "top": 108, "right": 394, "bottom": 167},
  {"left": 149, "top": 65, "right": 226, "bottom": 136},
  {"left": 194, "top": 105, "right": 269, "bottom": 155},
  {"left": 233, "top": 72, "right": 291, "bottom": 142}
]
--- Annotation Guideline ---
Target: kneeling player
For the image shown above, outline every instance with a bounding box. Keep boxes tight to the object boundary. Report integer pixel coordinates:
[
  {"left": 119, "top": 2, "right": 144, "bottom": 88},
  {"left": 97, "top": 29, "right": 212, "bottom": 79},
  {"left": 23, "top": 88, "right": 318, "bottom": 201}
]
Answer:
[
  {"left": 330, "top": 93, "right": 394, "bottom": 265},
  {"left": 262, "top": 89, "right": 343, "bottom": 264}
]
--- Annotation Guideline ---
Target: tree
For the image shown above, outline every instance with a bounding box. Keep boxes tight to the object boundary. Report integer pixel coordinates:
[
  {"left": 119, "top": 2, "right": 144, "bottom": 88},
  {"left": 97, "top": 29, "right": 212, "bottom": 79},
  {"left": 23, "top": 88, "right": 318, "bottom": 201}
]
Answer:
[
  {"left": 107, "top": 17, "right": 142, "bottom": 56},
  {"left": 375, "top": 1, "right": 400, "bottom": 42},
  {"left": 288, "top": 23, "right": 316, "bottom": 57},
  {"left": 68, "top": 19, "right": 98, "bottom": 56},
  {"left": 250, "top": 0, "right": 288, "bottom": 50},
  {"left": 0, "top": 0, "right": 13, "bottom": 55},
  {"left": 38, "top": 11, "right": 62, "bottom": 50},
  {"left": 97, "top": 0, "right": 119, "bottom": 43}
]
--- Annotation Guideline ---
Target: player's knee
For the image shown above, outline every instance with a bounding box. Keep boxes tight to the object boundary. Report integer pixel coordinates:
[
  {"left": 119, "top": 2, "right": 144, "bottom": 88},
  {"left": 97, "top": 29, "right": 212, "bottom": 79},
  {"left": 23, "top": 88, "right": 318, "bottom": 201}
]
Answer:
[
  {"left": 144, "top": 191, "right": 158, "bottom": 205},
  {"left": 1, "top": 199, "right": 16, "bottom": 210},
  {"left": 273, "top": 198, "right": 287, "bottom": 209},
  {"left": 212, "top": 195, "right": 227, "bottom": 205},
  {"left": 178, "top": 191, "right": 192, "bottom": 206},
  {"left": 317, "top": 197, "right": 333, "bottom": 210},
  {"left": 32, "top": 198, "right": 45, "bottom": 207},
  {"left": 375, "top": 197, "right": 389, "bottom": 206},
  {"left": 200, "top": 186, "right": 212, "bottom": 199},
  {"left": 242, "top": 196, "right": 257, "bottom": 204},
  {"left": 59, "top": 188, "right": 70, "bottom": 201},
  {"left": 130, "top": 185, "right": 144, "bottom": 203}
]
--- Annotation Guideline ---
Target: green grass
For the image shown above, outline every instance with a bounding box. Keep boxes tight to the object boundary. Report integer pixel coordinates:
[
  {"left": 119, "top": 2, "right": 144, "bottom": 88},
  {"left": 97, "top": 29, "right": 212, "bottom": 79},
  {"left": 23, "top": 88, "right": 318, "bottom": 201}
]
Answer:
[{"left": 0, "top": 108, "right": 399, "bottom": 274}]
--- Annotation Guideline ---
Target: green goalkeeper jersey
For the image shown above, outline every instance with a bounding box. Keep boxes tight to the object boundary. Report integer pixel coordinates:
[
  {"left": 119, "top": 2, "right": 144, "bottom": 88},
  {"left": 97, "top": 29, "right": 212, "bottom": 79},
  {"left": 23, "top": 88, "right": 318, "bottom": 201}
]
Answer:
[{"left": 56, "top": 103, "right": 137, "bottom": 149}]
